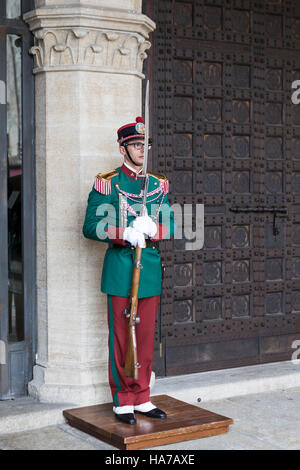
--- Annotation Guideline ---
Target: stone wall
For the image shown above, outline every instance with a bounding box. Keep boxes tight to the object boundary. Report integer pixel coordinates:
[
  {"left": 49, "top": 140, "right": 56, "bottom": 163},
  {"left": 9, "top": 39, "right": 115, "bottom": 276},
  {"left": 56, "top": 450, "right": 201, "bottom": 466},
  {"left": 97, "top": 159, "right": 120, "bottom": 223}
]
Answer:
[{"left": 24, "top": 0, "right": 155, "bottom": 404}]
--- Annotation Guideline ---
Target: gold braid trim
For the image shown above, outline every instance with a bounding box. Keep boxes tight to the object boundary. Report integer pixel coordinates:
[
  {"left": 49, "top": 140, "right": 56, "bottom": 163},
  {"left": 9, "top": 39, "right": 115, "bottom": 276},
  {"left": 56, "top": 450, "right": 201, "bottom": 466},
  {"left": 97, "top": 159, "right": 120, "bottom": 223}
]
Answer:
[
  {"left": 147, "top": 171, "right": 169, "bottom": 194},
  {"left": 147, "top": 171, "right": 168, "bottom": 183},
  {"left": 95, "top": 169, "right": 119, "bottom": 182},
  {"left": 94, "top": 169, "right": 118, "bottom": 194}
]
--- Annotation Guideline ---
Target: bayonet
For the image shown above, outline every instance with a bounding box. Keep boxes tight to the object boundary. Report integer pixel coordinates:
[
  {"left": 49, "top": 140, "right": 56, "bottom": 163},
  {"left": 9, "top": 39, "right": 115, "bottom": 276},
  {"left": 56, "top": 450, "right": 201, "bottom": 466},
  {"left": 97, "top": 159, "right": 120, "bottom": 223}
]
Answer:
[
  {"left": 140, "top": 80, "right": 150, "bottom": 216},
  {"left": 142, "top": 80, "right": 150, "bottom": 177}
]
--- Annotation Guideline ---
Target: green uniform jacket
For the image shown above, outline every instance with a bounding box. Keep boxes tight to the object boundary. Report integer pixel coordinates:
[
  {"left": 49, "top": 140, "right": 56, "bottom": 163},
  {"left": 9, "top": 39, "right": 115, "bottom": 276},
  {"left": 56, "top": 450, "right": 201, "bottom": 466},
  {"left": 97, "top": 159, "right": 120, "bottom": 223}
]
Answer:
[{"left": 82, "top": 164, "right": 176, "bottom": 298}]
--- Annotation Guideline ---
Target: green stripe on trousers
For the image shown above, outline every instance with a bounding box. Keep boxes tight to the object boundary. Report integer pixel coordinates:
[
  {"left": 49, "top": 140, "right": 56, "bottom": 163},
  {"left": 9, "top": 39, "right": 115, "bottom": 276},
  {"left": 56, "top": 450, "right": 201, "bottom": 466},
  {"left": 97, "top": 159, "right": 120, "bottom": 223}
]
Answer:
[{"left": 108, "top": 295, "right": 121, "bottom": 407}]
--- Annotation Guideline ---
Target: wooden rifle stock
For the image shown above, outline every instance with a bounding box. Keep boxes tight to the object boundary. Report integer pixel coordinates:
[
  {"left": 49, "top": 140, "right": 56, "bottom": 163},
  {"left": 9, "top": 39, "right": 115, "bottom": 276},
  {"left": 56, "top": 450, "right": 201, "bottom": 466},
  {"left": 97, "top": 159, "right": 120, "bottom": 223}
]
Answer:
[{"left": 124, "top": 245, "right": 142, "bottom": 380}]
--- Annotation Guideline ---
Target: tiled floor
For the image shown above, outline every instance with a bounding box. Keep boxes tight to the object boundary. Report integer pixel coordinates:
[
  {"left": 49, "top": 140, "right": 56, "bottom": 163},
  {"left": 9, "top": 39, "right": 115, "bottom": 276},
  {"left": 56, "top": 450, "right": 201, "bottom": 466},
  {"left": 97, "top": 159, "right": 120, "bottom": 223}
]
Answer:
[{"left": 1, "top": 387, "right": 300, "bottom": 450}]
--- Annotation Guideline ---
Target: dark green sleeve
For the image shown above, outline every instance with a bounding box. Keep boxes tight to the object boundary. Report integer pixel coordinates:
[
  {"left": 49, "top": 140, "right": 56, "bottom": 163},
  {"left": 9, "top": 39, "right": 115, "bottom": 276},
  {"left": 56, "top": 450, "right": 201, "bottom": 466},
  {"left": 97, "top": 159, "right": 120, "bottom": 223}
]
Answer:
[{"left": 82, "top": 187, "right": 115, "bottom": 243}]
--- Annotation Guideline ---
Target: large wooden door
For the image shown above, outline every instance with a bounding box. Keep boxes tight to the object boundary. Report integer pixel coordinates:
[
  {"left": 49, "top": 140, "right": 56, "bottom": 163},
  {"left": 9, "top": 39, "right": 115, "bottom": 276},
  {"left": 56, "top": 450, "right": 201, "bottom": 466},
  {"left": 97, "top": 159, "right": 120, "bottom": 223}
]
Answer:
[{"left": 144, "top": 0, "right": 300, "bottom": 376}]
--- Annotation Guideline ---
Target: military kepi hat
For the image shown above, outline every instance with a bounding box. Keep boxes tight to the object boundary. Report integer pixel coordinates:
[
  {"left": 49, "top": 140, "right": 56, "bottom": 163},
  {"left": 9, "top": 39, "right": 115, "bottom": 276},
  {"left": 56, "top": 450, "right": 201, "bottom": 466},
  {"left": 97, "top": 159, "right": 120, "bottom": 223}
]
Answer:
[{"left": 117, "top": 116, "right": 145, "bottom": 144}]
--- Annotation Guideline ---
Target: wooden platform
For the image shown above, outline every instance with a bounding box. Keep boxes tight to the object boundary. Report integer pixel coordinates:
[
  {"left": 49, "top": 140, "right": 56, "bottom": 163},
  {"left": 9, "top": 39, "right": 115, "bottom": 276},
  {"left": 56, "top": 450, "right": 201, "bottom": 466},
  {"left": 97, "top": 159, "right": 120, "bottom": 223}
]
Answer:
[{"left": 63, "top": 395, "right": 233, "bottom": 450}]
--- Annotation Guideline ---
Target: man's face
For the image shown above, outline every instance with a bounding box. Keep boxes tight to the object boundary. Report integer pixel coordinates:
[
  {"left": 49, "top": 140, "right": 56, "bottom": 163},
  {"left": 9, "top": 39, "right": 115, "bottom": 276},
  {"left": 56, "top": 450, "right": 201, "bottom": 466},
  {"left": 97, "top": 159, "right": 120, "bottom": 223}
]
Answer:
[{"left": 120, "top": 139, "right": 145, "bottom": 168}]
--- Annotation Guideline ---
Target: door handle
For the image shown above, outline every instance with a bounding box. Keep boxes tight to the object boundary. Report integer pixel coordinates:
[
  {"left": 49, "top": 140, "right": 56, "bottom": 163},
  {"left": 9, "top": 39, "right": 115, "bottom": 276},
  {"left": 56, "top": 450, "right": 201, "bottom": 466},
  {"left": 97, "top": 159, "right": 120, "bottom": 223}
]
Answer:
[
  {"left": 230, "top": 207, "right": 288, "bottom": 215},
  {"left": 230, "top": 207, "right": 288, "bottom": 237}
]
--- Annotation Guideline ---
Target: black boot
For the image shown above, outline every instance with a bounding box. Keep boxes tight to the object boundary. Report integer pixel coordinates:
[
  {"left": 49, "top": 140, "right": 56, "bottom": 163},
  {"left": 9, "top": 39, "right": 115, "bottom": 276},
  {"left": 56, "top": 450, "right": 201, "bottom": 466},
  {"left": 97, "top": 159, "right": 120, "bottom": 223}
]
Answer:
[
  {"left": 114, "top": 412, "right": 136, "bottom": 425},
  {"left": 135, "top": 408, "right": 167, "bottom": 419}
]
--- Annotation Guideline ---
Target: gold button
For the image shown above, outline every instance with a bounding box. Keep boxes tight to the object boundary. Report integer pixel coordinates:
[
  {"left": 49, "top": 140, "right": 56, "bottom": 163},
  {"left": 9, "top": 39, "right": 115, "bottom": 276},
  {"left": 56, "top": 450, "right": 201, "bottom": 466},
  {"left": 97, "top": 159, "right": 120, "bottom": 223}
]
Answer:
[
  {"left": 152, "top": 246, "right": 155, "bottom": 249},
  {"left": 154, "top": 182, "right": 158, "bottom": 186}
]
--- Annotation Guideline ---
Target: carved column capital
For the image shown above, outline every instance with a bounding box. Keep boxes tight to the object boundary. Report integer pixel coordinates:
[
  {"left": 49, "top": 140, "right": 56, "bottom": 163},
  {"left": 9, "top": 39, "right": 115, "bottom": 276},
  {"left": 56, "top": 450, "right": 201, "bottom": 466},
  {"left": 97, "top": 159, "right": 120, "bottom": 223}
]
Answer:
[{"left": 24, "top": 5, "right": 155, "bottom": 77}]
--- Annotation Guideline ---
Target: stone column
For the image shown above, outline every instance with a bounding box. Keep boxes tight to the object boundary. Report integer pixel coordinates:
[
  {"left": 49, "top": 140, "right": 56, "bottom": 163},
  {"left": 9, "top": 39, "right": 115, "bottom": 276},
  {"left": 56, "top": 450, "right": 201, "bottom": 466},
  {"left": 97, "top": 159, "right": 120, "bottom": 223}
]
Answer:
[{"left": 24, "top": 0, "right": 155, "bottom": 404}]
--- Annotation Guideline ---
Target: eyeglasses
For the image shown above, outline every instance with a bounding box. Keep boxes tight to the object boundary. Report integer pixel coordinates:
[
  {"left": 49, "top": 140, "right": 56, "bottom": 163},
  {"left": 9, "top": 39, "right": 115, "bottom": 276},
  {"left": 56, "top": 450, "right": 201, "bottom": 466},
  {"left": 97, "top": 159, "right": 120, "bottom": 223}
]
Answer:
[{"left": 124, "top": 142, "right": 152, "bottom": 150}]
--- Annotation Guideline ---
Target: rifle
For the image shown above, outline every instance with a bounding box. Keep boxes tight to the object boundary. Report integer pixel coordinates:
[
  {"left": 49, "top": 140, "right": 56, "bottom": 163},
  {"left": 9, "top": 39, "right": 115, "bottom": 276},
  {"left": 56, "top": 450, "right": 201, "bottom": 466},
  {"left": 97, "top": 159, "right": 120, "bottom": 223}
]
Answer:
[{"left": 123, "top": 81, "right": 150, "bottom": 380}]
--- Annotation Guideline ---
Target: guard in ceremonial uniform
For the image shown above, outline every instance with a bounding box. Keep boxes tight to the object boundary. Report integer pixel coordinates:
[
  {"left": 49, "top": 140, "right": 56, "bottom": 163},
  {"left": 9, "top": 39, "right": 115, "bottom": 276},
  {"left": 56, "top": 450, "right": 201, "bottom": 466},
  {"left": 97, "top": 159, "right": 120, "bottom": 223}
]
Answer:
[{"left": 82, "top": 117, "right": 176, "bottom": 424}]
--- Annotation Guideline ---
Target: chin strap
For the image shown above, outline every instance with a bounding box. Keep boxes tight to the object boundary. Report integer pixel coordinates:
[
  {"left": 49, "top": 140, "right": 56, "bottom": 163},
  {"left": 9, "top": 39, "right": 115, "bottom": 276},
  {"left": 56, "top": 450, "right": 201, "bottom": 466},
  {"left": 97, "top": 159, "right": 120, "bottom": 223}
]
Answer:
[{"left": 124, "top": 145, "right": 136, "bottom": 167}]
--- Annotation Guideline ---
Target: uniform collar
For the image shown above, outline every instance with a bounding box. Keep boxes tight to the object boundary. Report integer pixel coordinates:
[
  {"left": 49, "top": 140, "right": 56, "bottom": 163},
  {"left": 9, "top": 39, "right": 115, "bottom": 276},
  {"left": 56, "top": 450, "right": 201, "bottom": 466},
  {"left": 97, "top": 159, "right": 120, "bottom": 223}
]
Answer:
[{"left": 120, "top": 162, "right": 143, "bottom": 180}]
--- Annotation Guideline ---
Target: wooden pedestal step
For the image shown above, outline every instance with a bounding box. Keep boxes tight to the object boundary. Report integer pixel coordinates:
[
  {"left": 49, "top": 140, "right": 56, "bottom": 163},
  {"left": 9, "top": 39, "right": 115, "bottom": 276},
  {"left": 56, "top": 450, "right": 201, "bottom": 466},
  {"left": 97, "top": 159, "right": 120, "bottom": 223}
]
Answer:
[{"left": 63, "top": 395, "right": 233, "bottom": 450}]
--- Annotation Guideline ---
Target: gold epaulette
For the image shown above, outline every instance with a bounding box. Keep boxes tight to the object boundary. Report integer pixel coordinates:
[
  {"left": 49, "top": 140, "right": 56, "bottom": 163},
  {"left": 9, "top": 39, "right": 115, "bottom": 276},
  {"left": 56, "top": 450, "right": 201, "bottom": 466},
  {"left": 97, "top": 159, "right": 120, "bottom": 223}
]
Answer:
[
  {"left": 147, "top": 172, "right": 169, "bottom": 194},
  {"left": 94, "top": 169, "right": 118, "bottom": 195}
]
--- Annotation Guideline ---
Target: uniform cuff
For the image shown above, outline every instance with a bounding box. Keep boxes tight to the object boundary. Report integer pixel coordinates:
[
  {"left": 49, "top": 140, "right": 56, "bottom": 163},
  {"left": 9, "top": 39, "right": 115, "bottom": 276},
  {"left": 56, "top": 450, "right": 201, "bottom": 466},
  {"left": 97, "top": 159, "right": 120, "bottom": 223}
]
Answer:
[{"left": 105, "top": 227, "right": 127, "bottom": 246}]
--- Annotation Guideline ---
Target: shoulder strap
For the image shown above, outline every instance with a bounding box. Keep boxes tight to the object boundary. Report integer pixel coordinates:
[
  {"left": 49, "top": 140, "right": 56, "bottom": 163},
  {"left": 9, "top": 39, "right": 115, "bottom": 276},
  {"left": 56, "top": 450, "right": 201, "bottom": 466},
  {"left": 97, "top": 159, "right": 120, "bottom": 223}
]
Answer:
[
  {"left": 94, "top": 169, "right": 118, "bottom": 195},
  {"left": 147, "top": 171, "right": 169, "bottom": 194}
]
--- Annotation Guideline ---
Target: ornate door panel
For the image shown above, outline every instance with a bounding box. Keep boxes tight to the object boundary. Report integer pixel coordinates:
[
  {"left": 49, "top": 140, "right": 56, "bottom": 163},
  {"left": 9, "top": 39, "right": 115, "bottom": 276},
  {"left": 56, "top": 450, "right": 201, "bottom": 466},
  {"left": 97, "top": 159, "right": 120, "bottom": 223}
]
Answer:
[{"left": 144, "top": 0, "right": 300, "bottom": 376}]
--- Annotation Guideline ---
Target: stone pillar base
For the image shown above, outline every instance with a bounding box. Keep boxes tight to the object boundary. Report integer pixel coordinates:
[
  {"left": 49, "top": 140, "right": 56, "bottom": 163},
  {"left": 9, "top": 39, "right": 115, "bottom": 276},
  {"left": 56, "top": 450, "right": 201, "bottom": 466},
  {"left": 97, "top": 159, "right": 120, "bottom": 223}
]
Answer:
[
  {"left": 28, "top": 366, "right": 156, "bottom": 405},
  {"left": 28, "top": 364, "right": 112, "bottom": 405}
]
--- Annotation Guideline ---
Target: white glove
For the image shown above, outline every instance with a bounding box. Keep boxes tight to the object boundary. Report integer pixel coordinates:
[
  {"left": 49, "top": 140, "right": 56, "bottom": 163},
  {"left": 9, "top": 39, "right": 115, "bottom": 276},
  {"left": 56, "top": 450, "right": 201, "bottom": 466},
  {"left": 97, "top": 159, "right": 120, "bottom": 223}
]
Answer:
[
  {"left": 132, "top": 215, "right": 157, "bottom": 238},
  {"left": 123, "top": 226, "right": 145, "bottom": 248}
]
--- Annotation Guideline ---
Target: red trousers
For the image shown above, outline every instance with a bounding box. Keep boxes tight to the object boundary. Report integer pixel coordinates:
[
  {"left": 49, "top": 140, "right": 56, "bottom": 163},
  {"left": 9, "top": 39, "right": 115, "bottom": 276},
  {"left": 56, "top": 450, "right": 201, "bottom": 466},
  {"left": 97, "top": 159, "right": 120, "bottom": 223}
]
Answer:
[{"left": 107, "top": 294, "right": 160, "bottom": 407}]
